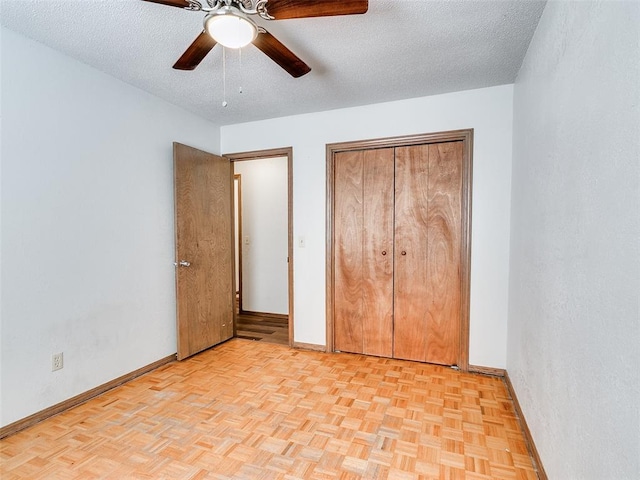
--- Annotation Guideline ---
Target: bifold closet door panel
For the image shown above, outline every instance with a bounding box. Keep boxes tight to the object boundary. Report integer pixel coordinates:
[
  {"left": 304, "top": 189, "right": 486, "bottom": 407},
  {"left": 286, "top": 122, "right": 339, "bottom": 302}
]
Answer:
[
  {"left": 334, "top": 151, "right": 364, "bottom": 353},
  {"left": 393, "top": 144, "right": 430, "bottom": 362},
  {"left": 362, "top": 148, "right": 394, "bottom": 357},
  {"left": 393, "top": 142, "right": 463, "bottom": 365},
  {"left": 425, "top": 141, "right": 462, "bottom": 365},
  {"left": 334, "top": 149, "right": 394, "bottom": 356}
]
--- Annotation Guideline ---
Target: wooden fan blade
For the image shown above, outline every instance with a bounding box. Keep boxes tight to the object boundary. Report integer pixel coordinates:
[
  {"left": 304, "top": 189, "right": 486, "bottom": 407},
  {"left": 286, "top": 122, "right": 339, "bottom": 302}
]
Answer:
[
  {"left": 173, "top": 31, "right": 217, "bottom": 70},
  {"left": 253, "top": 30, "right": 311, "bottom": 78},
  {"left": 141, "top": 0, "right": 193, "bottom": 8},
  {"left": 264, "top": 0, "right": 368, "bottom": 20}
]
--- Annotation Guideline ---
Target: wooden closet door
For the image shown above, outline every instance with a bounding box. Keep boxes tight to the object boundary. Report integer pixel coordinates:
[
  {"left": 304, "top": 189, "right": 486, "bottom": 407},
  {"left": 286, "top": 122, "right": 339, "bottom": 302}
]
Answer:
[
  {"left": 425, "top": 142, "right": 462, "bottom": 365},
  {"left": 393, "top": 142, "right": 462, "bottom": 365},
  {"left": 362, "top": 148, "right": 394, "bottom": 357},
  {"left": 334, "top": 151, "right": 364, "bottom": 353},
  {"left": 393, "top": 144, "right": 430, "bottom": 362},
  {"left": 334, "top": 149, "right": 394, "bottom": 356}
]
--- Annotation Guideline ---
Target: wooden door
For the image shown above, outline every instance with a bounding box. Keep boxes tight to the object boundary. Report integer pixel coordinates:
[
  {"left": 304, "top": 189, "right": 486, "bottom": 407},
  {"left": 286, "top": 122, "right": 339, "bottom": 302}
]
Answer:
[
  {"left": 328, "top": 130, "right": 472, "bottom": 369},
  {"left": 174, "top": 142, "right": 234, "bottom": 360},
  {"left": 393, "top": 144, "right": 430, "bottom": 361},
  {"left": 334, "top": 148, "right": 394, "bottom": 356},
  {"left": 394, "top": 142, "right": 462, "bottom": 365}
]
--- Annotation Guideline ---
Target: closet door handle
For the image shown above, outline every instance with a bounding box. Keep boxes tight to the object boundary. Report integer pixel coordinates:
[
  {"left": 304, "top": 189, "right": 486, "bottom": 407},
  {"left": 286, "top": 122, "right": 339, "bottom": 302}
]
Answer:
[
  {"left": 381, "top": 250, "right": 387, "bottom": 256},
  {"left": 401, "top": 251, "right": 407, "bottom": 256}
]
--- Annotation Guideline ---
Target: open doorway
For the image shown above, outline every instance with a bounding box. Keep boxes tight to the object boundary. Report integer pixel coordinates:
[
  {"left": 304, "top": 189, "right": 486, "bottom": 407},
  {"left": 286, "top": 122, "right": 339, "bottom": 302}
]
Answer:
[{"left": 228, "top": 148, "right": 293, "bottom": 346}]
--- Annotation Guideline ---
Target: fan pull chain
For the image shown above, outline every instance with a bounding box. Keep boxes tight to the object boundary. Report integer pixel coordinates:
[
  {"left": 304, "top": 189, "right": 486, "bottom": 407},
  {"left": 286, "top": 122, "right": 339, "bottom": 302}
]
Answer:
[
  {"left": 239, "top": 48, "right": 243, "bottom": 94},
  {"left": 222, "top": 47, "right": 228, "bottom": 108}
]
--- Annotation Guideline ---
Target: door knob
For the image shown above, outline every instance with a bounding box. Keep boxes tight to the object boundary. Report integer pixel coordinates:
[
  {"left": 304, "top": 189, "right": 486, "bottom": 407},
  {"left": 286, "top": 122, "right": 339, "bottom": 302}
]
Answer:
[
  {"left": 381, "top": 250, "right": 387, "bottom": 256},
  {"left": 401, "top": 251, "right": 407, "bottom": 256},
  {"left": 174, "top": 260, "right": 191, "bottom": 267}
]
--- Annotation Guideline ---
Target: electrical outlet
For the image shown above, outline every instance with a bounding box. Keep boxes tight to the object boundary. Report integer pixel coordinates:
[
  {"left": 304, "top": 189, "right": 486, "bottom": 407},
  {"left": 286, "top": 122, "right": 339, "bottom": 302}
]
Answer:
[{"left": 52, "top": 352, "right": 64, "bottom": 371}]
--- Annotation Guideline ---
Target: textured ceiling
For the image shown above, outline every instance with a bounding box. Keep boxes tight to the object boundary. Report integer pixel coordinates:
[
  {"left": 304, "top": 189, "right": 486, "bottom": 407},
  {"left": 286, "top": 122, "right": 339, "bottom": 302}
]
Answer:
[{"left": 1, "top": 0, "right": 546, "bottom": 125}]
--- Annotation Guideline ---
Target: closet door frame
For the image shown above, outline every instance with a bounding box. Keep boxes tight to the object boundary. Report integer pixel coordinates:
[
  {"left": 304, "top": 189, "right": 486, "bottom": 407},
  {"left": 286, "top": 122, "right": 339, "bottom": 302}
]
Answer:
[{"left": 326, "top": 129, "right": 473, "bottom": 371}]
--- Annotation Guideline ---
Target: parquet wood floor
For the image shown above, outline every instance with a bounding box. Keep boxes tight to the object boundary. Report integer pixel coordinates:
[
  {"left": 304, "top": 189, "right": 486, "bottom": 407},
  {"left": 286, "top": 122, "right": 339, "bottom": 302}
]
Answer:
[{"left": 0, "top": 339, "right": 538, "bottom": 480}]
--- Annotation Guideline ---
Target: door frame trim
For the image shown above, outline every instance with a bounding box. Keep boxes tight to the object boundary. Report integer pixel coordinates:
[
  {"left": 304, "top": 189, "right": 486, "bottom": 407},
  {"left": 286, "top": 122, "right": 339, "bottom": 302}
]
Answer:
[
  {"left": 224, "top": 147, "right": 294, "bottom": 347},
  {"left": 325, "top": 129, "right": 473, "bottom": 371},
  {"left": 233, "top": 174, "right": 243, "bottom": 317}
]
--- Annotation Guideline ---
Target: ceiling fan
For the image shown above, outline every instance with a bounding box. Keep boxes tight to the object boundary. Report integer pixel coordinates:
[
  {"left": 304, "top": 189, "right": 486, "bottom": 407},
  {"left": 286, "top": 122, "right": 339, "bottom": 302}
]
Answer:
[{"left": 142, "top": 0, "right": 369, "bottom": 78}]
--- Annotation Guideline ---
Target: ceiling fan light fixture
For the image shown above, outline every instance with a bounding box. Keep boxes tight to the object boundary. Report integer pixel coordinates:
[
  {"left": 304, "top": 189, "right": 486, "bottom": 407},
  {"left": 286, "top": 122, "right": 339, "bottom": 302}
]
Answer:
[{"left": 204, "top": 8, "right": 257, "bottom": 49}]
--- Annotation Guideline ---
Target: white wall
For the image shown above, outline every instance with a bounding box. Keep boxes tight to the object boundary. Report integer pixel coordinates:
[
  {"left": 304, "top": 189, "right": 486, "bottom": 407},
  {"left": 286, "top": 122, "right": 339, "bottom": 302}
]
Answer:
[
  {"left": 222, "top": 85, "right": 514, "bottom": 367},
  {"left": 234, "top": 157, "right": 288, "bottom": 314},
  {"left": 508, "top": 1, "right": 640, "bottom": 478},
  {"left": 0, "top": 28, "right": 220, "bottom": 427}
]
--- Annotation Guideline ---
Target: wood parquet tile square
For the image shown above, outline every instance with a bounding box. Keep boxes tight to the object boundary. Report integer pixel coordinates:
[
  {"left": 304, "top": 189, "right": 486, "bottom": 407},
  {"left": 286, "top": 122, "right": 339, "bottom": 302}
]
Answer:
[{"left": 0, "top": 339, "right": 538, "bottom": 479}]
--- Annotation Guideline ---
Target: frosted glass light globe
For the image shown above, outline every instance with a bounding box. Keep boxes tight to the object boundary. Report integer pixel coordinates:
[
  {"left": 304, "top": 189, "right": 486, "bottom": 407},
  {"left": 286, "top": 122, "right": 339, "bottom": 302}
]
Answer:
[{"left": 205, "top": 12, "right": 257, "bottom": 49}]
